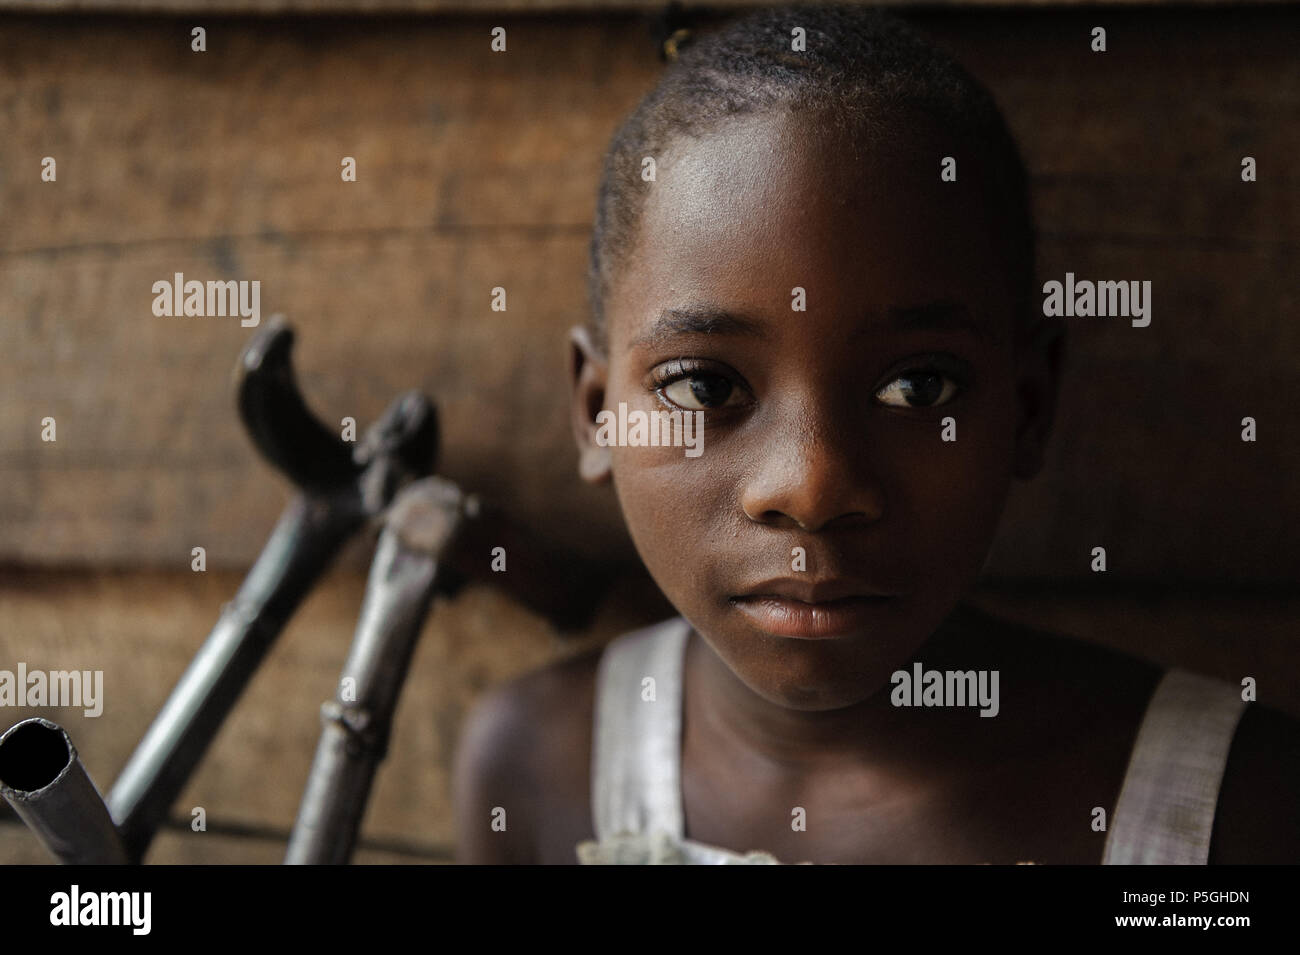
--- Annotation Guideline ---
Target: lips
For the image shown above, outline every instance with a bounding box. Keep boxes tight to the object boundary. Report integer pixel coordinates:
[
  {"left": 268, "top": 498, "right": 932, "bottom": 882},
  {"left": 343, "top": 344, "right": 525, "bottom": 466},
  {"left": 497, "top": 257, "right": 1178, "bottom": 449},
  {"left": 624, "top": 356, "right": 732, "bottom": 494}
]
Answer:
[{"left": 730, "top": 577, "right": 899, "bottom": 639}]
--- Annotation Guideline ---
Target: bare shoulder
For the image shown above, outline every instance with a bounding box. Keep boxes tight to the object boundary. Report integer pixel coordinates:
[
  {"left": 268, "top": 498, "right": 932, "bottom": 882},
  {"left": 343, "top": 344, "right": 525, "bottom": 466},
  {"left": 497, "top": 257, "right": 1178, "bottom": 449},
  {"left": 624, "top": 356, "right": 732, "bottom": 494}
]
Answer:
[
  {"left": 451, "top": 644, "right": 604, "bottom": 864},
  {"left": 1210, "top": 702, "right": 1300, "bottom": 863},
  {"left": 960, "top": 604, "right": 1300, "bottom": 863}
]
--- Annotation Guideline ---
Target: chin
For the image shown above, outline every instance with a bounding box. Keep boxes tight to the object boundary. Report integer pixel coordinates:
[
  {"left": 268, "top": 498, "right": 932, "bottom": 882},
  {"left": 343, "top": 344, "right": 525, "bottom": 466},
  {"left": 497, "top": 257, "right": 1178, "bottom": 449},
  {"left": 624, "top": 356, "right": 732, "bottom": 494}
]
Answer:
[
  {"left": 727, "top": 646, "right": 886, "bottom": 711},
  {"left": 747, "top": 673, "right": 876, "bottom": 712}
]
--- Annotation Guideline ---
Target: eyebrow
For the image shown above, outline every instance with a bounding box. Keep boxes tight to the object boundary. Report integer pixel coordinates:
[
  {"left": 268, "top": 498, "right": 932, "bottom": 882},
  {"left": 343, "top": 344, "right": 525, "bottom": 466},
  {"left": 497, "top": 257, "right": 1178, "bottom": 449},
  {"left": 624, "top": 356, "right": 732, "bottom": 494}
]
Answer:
[
  {"left": 627, "top": 300, "right": 999, "bottom": 350},
  {"left": 627, "top": 306, "right": 772, "bottom": 350}
]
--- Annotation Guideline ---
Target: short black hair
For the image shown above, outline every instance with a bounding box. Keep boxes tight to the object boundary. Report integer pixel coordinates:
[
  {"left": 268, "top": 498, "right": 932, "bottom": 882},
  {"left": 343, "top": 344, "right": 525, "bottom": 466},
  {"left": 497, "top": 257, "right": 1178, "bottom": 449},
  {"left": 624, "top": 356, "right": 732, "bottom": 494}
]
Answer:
[{"left": 587, "top": 3, "right": 1036, "bottom": 351}]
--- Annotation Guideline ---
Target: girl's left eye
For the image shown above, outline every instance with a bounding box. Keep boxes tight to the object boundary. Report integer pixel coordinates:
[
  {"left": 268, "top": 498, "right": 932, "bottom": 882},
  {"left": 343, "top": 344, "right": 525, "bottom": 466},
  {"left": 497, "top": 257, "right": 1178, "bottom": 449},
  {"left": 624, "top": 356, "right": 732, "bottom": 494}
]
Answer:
[{"left": 875, "top": 370, "right": 961, "bottom": 409}]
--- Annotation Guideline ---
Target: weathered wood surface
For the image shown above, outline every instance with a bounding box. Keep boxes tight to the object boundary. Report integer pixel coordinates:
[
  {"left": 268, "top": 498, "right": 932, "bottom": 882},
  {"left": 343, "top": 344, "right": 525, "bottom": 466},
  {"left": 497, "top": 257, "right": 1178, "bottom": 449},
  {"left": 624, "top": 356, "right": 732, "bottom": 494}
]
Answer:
[
  {"left": 0, "top": 822, "right": 452, "bottom": 863},
  {"left": 1, "top": 9, "right": 1298, "bottom": 582}
]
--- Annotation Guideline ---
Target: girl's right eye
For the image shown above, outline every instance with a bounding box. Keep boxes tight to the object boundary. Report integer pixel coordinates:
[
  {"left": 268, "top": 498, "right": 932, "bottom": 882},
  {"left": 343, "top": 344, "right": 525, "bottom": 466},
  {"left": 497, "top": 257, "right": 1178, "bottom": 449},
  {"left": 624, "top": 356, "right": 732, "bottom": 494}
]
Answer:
[
  {"left": 650, "top": 361, "right": 749, "bottom": 411},
  {"left": 662, "top": 373, "right": 743, "bottom": 410}
]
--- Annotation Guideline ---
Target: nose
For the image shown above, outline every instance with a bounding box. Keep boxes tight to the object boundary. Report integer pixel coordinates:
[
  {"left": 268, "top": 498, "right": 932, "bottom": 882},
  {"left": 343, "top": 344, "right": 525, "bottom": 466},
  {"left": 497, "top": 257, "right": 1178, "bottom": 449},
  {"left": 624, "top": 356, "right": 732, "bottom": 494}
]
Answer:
[{"left": 739, "top": 407, "right": 885, "bottom": 532}]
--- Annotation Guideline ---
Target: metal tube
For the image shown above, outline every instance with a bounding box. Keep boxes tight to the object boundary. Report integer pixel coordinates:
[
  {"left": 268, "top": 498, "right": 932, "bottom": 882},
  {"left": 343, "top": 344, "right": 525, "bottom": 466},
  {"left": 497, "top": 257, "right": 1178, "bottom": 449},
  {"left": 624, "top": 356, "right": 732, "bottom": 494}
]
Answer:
[
  {"left": 0, "top": 718, "right": 128, "bottom": 864},
  {"left": 105, "top": 490, "right": 365, "bottom": 862},
  {"left": 284, "top": 478, "right": 470, "bottom": 864},
  {"left": 0, "top": 320, "right": 438, "bottom": 865}
]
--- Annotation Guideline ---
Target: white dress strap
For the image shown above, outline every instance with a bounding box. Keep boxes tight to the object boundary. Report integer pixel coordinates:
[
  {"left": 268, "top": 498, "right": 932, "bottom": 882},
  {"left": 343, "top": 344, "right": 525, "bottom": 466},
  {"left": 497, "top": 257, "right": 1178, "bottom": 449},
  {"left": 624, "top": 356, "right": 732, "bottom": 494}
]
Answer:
[
  {"left": 590, "top": 617, "right": 692, "bottom": 841},
  {"left": 1102, "top": 668, "right": 1248, "bottom": 864},
  {"left": 584, "top": 616, "right": 782, "bottom": 863}
]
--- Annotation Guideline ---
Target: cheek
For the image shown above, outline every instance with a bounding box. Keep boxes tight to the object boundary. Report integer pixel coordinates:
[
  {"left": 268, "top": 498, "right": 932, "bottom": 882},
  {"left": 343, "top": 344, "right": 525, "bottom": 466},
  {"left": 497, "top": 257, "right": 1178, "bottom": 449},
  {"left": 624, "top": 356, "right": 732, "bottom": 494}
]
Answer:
[
  {"left": 604, "top": 367, "right": 736, "bottom": 587},
  {"left": 610, "top": 448, "right": 726, "bottom": 588},
  {"left": 881, "top": 387, "right": 1018, "bottom": 587}
]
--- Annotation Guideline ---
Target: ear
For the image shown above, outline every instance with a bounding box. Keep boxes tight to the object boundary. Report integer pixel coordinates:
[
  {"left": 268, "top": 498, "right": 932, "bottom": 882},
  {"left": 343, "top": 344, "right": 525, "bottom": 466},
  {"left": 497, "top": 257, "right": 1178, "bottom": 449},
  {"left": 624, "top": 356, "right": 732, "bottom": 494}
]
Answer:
[
  {"left": 569, "top": 324, "right": 612, "bottom": 484},
  {"left": 1011, "top": 321, "right": 1065, "bottom": 480}
]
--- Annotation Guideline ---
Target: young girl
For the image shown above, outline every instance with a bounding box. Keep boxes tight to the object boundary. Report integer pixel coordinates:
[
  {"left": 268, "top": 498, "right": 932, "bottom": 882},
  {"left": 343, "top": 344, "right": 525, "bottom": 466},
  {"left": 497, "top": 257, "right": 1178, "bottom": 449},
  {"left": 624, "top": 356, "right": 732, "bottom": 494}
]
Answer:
[{"left": 452, "top": 3, "right": 1298, "bottom": 864}]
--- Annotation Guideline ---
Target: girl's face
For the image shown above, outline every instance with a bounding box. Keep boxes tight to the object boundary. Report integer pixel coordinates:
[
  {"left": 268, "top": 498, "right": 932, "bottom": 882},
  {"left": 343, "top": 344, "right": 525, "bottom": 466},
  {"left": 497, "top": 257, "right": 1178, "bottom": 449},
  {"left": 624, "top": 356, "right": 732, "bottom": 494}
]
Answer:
[{"left": 572, "top": 108, "right": 1057, "bottom": 711}]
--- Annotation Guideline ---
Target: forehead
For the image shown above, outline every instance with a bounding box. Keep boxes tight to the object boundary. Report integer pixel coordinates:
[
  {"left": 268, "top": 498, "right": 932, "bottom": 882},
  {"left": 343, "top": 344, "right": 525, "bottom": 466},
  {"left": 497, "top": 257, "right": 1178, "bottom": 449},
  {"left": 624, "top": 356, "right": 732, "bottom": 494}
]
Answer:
[{"left": 609, "top": 109, "right": 1011, "bottom": 347}]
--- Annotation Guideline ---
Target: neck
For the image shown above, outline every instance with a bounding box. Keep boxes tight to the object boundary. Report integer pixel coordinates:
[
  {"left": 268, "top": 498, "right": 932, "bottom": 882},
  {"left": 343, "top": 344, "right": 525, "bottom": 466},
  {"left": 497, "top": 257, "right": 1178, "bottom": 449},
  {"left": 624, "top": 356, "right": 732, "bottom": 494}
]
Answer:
[{"left": 685, "top": 605, "right": 986, "bottom": 771}]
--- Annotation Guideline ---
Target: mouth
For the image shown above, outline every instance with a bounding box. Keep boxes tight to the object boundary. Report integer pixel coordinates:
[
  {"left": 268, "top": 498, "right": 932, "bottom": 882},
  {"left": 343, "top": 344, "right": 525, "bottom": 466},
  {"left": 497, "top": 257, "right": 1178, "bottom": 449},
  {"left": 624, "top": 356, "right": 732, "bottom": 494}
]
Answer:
[{"left": 729, "top": 578, "right": 900, "bottom": 640}]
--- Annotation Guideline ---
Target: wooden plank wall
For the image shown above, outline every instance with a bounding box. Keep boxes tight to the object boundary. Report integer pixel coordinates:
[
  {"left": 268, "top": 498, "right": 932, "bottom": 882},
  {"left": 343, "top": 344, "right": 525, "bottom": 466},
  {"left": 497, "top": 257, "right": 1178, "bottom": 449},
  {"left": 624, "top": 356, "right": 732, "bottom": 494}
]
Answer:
[
  {"left": 1, "top": 6, "right": 1297, "bottom": 863},
  {"left": 1, "top": 8, "right": 1297, "bottom": 580}
]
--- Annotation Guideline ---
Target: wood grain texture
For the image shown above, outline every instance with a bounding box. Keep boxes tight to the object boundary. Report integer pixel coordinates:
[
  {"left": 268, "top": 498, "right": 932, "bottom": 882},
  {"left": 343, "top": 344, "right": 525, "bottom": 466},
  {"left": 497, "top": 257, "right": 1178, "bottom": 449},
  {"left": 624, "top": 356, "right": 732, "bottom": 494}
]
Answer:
[
  {"left": 0, "top": 822, "right": 452, "bottom": 863},
  {"left": 1, "top": 9, "right": 1298, "bottom": 582}
]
